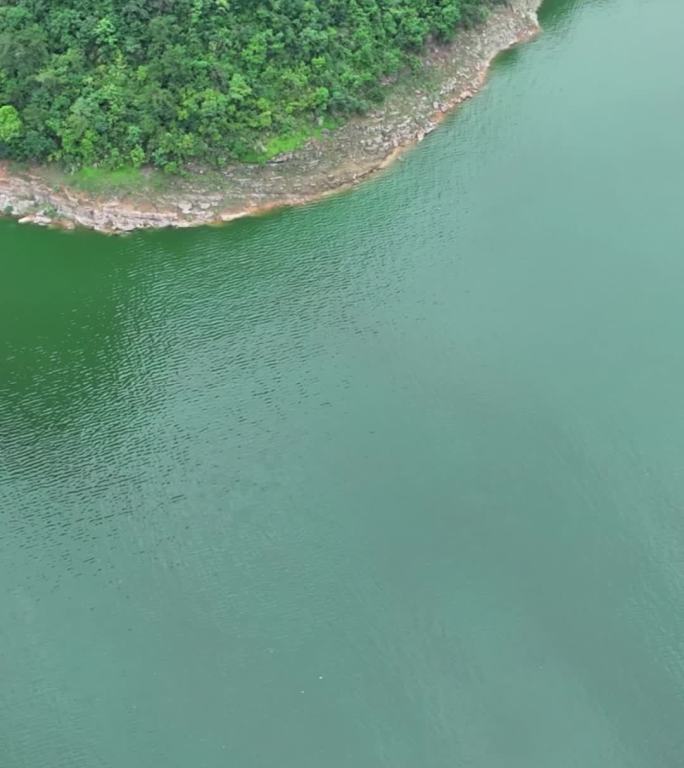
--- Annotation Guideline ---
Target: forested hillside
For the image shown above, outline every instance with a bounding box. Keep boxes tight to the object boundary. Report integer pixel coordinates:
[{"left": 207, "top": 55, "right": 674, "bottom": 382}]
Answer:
[{"left": 0, "top": 0, "right": 501, "bottom": 171}]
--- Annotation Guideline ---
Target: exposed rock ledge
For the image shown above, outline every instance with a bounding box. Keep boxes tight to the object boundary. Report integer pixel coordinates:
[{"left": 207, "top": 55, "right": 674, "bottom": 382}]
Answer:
[{"left": 0, "top": 0, "right": 542, "bottom": 234}]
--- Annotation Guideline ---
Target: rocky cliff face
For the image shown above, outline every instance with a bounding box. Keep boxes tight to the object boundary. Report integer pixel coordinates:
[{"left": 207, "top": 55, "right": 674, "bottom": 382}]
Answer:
[{"left": 0, "top": 0, "right": 541, "bottom": 234}]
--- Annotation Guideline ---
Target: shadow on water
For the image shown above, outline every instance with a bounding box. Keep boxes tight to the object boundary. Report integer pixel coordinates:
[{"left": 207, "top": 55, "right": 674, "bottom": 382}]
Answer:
[
  {"left": 493, "top": 0, "right": 585, "bottom": 72},
  {"left": 0, "top": 188, "right": 396, "bottom": 477},
  {"left": 0, "top": 225, "right": 136, "bottom": 433},
  {"left": 0, "top": 189, "right": 402, "bottom": 580},
  {"left": 538, "top": 0, "right": 588, "bottom": 30}
]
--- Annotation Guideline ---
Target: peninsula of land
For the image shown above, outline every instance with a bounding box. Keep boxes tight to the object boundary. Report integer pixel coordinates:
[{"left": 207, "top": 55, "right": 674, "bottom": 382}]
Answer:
[{"left": 0, "top": 0, "right": 542, "bottom": 233}]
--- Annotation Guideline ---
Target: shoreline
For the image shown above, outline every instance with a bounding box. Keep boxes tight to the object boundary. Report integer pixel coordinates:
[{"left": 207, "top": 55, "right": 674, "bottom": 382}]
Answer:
[{"left": 0, "top": 0, "right": 542, "bottom": 234}]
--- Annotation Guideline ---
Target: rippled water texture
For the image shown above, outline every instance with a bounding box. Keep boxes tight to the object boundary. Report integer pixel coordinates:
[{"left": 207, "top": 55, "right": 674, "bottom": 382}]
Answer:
[{"left": 3, "top": 1, "right": 684, "bottom": 766}]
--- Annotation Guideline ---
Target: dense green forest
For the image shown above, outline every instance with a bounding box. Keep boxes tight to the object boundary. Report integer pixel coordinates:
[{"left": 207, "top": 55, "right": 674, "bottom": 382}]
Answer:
[{"left": 0, "top": 0, "right": 501, "bottom": 171}]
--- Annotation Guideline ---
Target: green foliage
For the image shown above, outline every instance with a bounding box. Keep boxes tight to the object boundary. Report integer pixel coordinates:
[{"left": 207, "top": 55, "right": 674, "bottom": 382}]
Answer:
[
  {"left": 71, "top": 166, "right": 147, "bottom": 192},
  {"left": 0, "top": 0, "right": 501, "bottom": 170},
  {"left": 238, "top": 117, "right": 339, "bottom": 163},
  {"left": 0, "top": 105, "right": 22, "bottom": 143}
]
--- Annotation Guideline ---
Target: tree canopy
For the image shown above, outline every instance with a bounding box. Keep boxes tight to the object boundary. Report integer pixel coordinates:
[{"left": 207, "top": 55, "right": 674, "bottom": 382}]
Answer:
[{"left": 0, "top": 0, "right": 501, "bottom": 171}]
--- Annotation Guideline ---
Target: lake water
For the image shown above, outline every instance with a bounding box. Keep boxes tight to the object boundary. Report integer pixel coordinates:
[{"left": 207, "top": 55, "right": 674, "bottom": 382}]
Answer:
[{"left": 3, "top": 1, "right": 684, "bottom": 766}]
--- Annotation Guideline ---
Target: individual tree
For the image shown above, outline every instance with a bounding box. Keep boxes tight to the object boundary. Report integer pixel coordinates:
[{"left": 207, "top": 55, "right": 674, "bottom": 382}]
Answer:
[{"left": 0, "top": 105, "right": 22, "bottom": 143}]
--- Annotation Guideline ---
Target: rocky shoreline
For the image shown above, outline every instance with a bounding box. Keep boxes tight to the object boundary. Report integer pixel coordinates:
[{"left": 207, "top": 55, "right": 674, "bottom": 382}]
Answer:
[{"left": 0, "top": 0, "right": 542, "bottom": 234}]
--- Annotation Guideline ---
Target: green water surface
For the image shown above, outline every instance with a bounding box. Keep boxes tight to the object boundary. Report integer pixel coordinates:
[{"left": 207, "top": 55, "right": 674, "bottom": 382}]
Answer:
[{"left": 3, "top": 1, "right": 684, "bottom": 766}]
